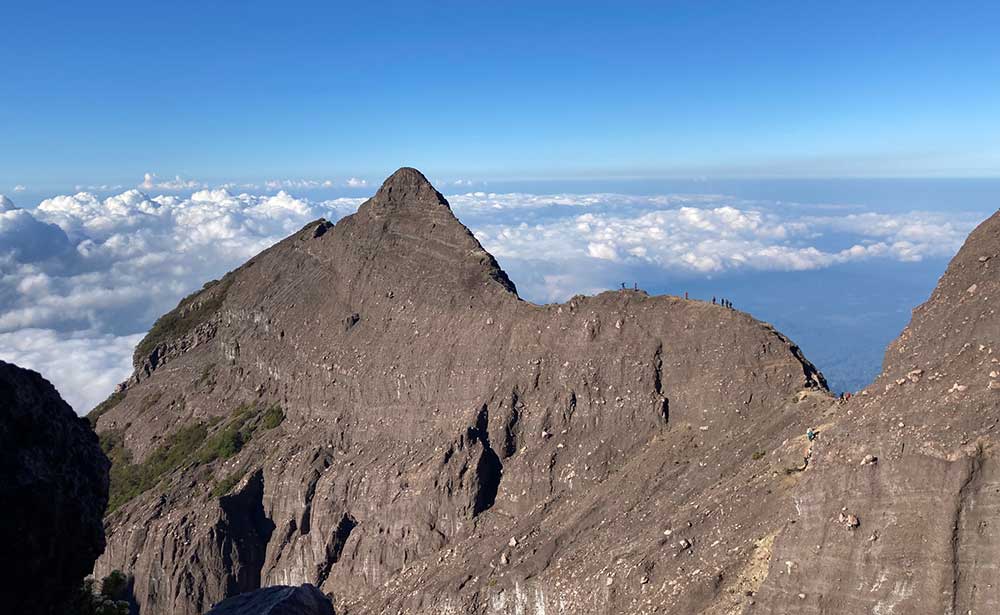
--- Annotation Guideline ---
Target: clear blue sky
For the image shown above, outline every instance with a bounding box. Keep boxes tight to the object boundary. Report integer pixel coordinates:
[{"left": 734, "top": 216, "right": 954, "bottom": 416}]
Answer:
[{"left": 2, "top": 1, "right": 999, "bottom": 188}]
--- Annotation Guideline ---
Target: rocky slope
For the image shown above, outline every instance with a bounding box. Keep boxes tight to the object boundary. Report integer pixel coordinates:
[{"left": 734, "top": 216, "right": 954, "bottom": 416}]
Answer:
[
  {"left": 749, "top": 209, "right": 1000, "bottom": 614},
  {"left": 1, "top": 360, "right": 110, "bottom": 614},
  {"left": 92, "top": 168, "right": 864, "bottom": 614}
]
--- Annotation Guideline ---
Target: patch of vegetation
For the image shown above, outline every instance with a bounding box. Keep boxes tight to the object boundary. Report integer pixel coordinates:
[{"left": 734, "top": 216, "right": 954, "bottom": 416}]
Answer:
[
  {"left": 104, "top": 401, "right": 285, "bottom": 511},
  {"left": 68, "top": 570, "right": 131, "bottom": 615},
  {"left": 261, "top": 404, "right": 285, "bottom": 429},
  {"left": 751, "top": 450, "right": 767, "bottom": 461},
  {"left": 105, "top": 423, "right": 209, "bottom": 513},
  {"left": 99, "top": 429, "right": 126, "bottom": 458},
  {"left": 133, "top": 276, "right": 233, "bottom": 364},
  {"left": 87, "top": 389, "right": 126, "bottom": 427},
  {"left": 197, "top": 402, "right": 285, "bottom": 463},
  {"left": 211, "top": 466, "right": 248, "bottom": 498},
  {"left": 198, "top": 423, "right": 245, "bottom": 463}
]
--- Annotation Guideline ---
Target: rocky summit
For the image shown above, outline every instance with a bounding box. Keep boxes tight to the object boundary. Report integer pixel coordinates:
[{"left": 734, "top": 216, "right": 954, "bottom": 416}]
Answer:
[{"left": 86, "top": 168, "right": 1000, "bottom": 614}]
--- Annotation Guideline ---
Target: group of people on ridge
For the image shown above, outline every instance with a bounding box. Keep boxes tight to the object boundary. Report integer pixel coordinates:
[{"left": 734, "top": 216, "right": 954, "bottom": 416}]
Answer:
[{"left": 624, "top": 285, "right": 735, "bottom": 309}]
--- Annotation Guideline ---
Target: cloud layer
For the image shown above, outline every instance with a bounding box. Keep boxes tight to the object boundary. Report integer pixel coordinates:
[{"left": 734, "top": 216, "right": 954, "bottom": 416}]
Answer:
[
  {"left": 0, "top": 188, "right": 362, "bottom": 411},
  {"left": 453, "top": 192, "right": 975, "bottom": 301},
  {"left": 0, "top": 185, "right": 978, "bottom": 412}
]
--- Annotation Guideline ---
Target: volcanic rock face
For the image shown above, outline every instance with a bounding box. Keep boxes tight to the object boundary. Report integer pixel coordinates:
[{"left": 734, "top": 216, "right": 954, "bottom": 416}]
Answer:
[
  {"left": 204, "top": 583, "right": 334, "bottom": 615},
  {"left": 94, "top": 167, "right": 833, "bottom": 614},
  {"left": 0, "top": 360, "right": 110, "bottom": 614},
  {"left": 749, "top": 210, "right": 1000, "bottom": 614}
]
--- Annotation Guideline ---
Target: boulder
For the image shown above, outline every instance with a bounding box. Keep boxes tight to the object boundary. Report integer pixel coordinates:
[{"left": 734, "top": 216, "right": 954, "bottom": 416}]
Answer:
[{"left": 204, "top": 584, "right": 334, "bottom": 615}]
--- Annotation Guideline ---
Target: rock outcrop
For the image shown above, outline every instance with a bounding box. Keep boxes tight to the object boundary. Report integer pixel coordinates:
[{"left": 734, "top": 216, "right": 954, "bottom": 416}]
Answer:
[
  {"left": 204, "top": 584, "right": 334, "bottom": 615},
  {"left": 0, "top": 360, "right": 110, "bottom": 614},
  {"left": 93, "top": 168, "right": 831, "bottom": 614}
]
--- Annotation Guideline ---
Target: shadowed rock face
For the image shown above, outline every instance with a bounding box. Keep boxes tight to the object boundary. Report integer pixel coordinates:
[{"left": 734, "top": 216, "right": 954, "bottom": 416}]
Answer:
[
  {"left": 204, "top": 583, "right": 334, "bottom": 615},
  {"left": 94, "top": 167, "right": 837, "bottom": 614},
  {"left": 0, "top": 360, "right": 110, "bottom": 614}
]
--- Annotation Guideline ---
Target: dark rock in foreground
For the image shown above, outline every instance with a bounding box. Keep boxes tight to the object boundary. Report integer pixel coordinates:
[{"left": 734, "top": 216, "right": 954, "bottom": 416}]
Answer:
[
  {"left": 0, "top": 360, "right": 110, "bottom": 614},
  {"left": 204, "top": 584, "right": 334, "bottom": 615}
]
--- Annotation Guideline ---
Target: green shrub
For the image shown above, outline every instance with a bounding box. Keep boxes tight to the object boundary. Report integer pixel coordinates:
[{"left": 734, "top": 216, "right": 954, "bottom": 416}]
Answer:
[
  {"left": 198, "top": 425, "right": 244, "bottom": 464},
  {"left": 199, "top": 402, "right": 284, "bottom": 463},
  {"left": 99, "top": 429, "right": 125, "bottom": 458},
  {"left": 211, "top": 467, "right": 248, "bottom": 498},
  {"left": 261, "top": 404, "right": 285, "bottom": 429},
  {"left": 99, "top": 570, "right": 129, "bottom": 601},
  {"left": 751, "top": 450, "right": 766, "bottom": 461},
  {"left": 69, "top": 571, "right": 130, "bottom": 615},
  {"left": 87, "top": 389, "right": 126, "bottom": 427},
  {"left": 133, "top": 277, "right": 233, "bottom": 364},
  {"left": 106, "top": 423, "right": 208, "bottom": 513}
]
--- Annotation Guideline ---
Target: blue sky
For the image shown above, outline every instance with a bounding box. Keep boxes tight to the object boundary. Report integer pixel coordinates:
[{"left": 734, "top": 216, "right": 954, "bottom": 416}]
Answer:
[{"left": 3, "top": 1, "right": 1000, "bottom": 189}]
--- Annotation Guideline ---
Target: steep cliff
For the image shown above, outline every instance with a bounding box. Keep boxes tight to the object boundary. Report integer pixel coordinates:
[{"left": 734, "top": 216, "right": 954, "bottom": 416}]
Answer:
[
  {"left": 93, "top": 168, "right": 832, "bottom": 614},
  {"left": 1, "top": 360, "right": 110, "bottom": 614},
  {"left": 749, "top": 210, "right": 1000, "bottom": 614}
]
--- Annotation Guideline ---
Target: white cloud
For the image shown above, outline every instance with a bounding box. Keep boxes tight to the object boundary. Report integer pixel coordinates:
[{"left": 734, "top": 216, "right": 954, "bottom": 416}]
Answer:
[
  {"left": 217, "top": 182, "right": 261, "bottom": 191},
  {"left": 0, "top": 328, "right": 142, "bottom": 413},
  {"left": 13, "top": 185, "right": 26, "bottom": 192},
  {"left": 0, "top": 189, "right": 365, "bottom": 413},
  {"left": 460, "top": 194, "right": 973, "bottom": 275},
  {"left": 264, "top": 178, "right": 336, "bottom": 190},
  {"left": 0, "top": 202, "right": 72, "bottom": 262},
  {"left": 454, "top": 192, "right": 978, "bottom": 301},
  {"left": 345, "top": 177, "right": 368, "bottom": 188},
  {"left": 587, "top": 242, "right": 619, "bottom": 261},
  {"left": 141, "top": 173, "right": 204, "bottom": 191},
  {"left": 74, "top": 183, "right": 124, "bottom": 192}
]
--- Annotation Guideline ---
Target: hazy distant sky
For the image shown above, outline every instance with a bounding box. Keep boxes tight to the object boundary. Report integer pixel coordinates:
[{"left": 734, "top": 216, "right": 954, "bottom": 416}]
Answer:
[{"left": 2, "top": 1, "right": 999, "bottom": 192}]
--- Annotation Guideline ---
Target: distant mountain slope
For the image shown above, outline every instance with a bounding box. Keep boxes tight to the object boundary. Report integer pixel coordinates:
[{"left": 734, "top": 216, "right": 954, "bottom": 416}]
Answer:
[{"left": 94, "top": 168, "right": 835, "bottom": 614}]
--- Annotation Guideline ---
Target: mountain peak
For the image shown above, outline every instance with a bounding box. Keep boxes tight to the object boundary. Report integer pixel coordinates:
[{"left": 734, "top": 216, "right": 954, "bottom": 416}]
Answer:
[
  {"left": 371, "top": 167, "right": 449, "bottom": 212},
  {"left": 348, "top": 166, "right": 518, "bottom": 296}
]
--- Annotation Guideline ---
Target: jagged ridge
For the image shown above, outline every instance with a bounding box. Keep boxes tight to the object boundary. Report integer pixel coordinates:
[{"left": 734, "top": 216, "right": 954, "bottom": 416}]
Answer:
[{"left": 93, "top": 168, "right": 832, "bottom": 615}]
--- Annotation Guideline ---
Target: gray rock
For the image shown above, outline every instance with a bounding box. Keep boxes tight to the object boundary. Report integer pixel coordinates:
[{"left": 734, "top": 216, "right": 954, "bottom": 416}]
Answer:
[{"left": 204, "top": 584, "right": 333, "bottom": 615}]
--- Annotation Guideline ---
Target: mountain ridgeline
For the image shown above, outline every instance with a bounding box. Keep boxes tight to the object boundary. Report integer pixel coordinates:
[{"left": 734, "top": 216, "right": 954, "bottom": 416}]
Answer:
[{"left": 87, "top": 168, "right": 1000, "bottom": 614}]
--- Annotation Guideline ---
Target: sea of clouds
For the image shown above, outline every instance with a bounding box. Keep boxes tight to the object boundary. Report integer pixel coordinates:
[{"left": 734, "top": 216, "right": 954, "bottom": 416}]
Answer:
[{"left": 0, "top": 184, "right": 978, "bottom": 413}]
